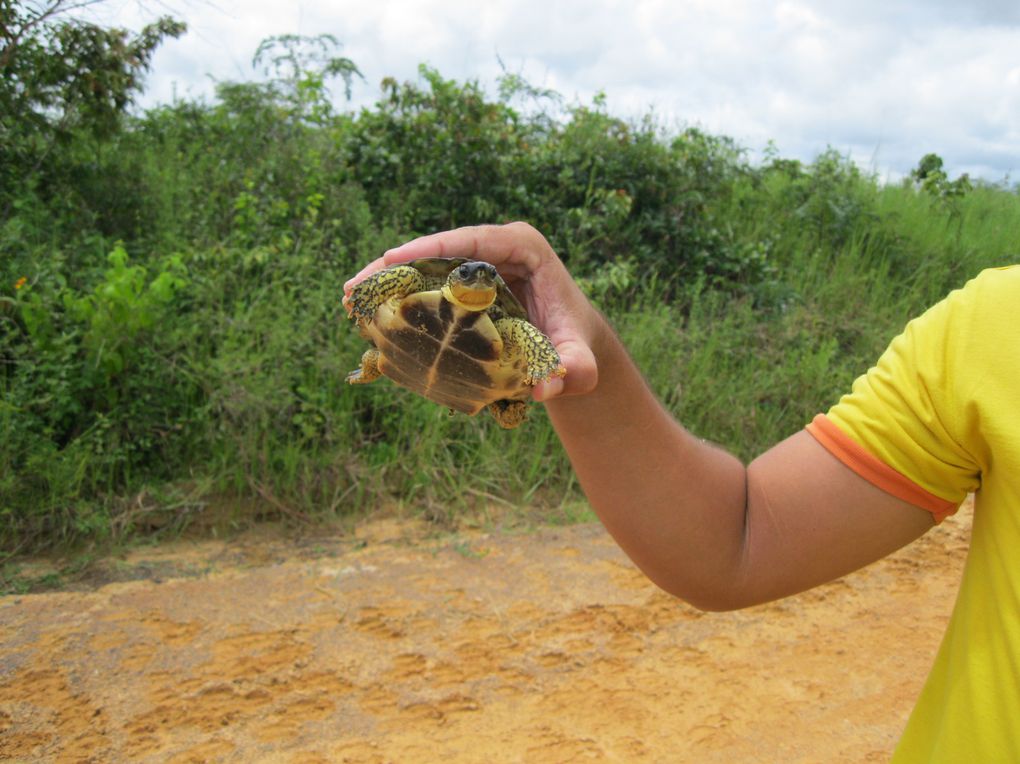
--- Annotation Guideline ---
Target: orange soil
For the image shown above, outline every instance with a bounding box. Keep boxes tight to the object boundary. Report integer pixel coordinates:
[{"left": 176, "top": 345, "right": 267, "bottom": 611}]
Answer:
[{"left": 1, "top": 502, "right": 971, "bottom": 763}]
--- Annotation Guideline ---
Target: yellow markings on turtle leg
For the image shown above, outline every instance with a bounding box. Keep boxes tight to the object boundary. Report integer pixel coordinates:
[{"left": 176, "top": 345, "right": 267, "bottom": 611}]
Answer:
[
  {"left": 493, "top": 317, "right": 566, "bottom": 386},
  {"left": 348, "top": 265, "right": 427, "bottom": 326},
  {"left": 346, "top": 348, "right": 383, "bottom": 384}
]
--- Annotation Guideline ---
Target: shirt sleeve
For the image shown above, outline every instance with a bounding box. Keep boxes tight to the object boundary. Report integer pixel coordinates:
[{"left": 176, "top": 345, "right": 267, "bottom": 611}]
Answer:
[{"left": 806, "top": 272, "right": 991, "bottom": 522}]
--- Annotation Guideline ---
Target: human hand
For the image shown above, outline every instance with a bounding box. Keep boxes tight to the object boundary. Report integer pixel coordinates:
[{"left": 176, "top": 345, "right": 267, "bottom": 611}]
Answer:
[{"left": 343, "top": 222, "right": 599, "bottom": 401}]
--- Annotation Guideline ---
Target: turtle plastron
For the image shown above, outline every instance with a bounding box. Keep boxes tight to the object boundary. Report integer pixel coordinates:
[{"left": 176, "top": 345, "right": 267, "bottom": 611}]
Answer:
[{"left": 344, "top": 258, "right": 565, "bottom": 429}]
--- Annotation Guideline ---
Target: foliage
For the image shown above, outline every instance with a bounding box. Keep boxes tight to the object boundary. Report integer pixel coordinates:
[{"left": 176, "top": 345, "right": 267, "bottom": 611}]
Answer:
[
  {"left": 908, "top": 152, "right": 973, "bottom": 222},
  {"left": 910, "top": 153, "right": 973, "bottom": 199},
  {"left": 2, "top": 243, "right": 198, "bottom": 547},
  {"left": 0, "top": 0, "right": 185, "bottom": 222},
  {"left": 0, "top": 3, "right": 184, "bottom": 135},
  {"left": 345, "top": 65, "right": 529, "bottom": 231},
  {"left": 253, "top": 33, "right": 363, "bottom": 112},
  {"left": 3, "top": 11, "right": 1020, "bottom": 553}
]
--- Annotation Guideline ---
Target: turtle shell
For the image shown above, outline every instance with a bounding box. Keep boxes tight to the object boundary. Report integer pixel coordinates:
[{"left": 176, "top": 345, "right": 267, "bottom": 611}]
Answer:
[{"left": 360, "top": 259, "right": 533, "bottom": 415}]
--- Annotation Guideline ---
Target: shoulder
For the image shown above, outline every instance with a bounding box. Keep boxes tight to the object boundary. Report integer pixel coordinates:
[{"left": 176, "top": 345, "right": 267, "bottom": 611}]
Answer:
[
  {"left": 945, "top": 265, "right": 1020, "bottom": 316},
  {"left": 937, "top": 265, "right": 1020, "bottom": 361},
  {"left": 894, "top": 265, "right": 1019, "bottom": 372}
]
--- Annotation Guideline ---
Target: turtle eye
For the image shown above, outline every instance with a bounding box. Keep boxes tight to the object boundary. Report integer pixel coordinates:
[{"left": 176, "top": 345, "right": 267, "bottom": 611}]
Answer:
[{"left": 457, "top": 264, "right": 471, "bottom": 278}]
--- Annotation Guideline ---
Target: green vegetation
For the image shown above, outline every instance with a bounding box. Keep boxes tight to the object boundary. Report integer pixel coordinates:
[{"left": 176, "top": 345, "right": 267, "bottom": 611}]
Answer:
[{"left": 3, "top": 5, "right": 1019, "bottom": 554}]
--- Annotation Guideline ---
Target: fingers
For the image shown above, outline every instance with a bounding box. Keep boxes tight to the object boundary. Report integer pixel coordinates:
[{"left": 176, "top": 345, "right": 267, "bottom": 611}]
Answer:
[
  {"left": 382, "top": 223, "right": 541, "bottom": 271},
  {"left": 382, "top": 229, "right": 474, "bottom": 264},
  {"left": 343, "top": 223, "right": 549, "bottom": 296}
]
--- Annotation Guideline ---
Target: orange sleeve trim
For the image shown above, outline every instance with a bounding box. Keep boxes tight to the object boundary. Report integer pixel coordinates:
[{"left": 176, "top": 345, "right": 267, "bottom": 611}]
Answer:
[{"left": 805, "top": 414, "right": 957, "bottom": 522}]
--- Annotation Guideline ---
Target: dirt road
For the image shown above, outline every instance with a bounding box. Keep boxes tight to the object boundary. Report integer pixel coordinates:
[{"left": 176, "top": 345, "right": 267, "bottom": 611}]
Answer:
[{"left": 1, "top": 502, "right": 971, "bottom": 763}]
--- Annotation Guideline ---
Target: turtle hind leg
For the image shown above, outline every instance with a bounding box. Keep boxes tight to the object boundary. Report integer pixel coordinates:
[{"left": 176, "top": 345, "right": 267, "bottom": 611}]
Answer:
[
  {"left": 346, "top": 265, "right": 427, "bottom": 326},
  {"left": 488, "top": 399, "right": 528, "bottom": 429},
  {"left": 493, "top": 317, "right": 567, "bottom": 385},
  {"left": 346, "top": 348, "right": 383, "bottom": 384}
]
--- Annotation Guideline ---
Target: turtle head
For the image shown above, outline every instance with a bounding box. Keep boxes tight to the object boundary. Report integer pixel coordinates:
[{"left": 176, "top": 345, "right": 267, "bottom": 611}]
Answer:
[{"left": 442, "top": 261, "right": 500, "bottom": 312}]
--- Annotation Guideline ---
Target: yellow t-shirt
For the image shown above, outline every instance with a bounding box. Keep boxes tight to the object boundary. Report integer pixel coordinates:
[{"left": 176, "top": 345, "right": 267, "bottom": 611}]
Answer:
[{"left": 805, "top": 265, "right": 1020, "bottom": 762}]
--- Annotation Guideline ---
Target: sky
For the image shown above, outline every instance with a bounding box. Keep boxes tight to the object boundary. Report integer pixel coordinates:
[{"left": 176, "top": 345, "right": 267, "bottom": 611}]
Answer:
[{"left": 76, "top": 0, "right": 1020, "bottom": 183}]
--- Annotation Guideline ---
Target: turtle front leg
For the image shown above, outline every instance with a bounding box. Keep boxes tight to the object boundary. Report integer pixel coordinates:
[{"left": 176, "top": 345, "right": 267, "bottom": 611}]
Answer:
[
  {"left": 346, "top": 348, "right": 383, "bottom": 384},
  {"left": 345, "top": 265, "right": 427, "bottom": 326},
  {"left": 493, "top": 317, "right": 567, "bottom": 386}
]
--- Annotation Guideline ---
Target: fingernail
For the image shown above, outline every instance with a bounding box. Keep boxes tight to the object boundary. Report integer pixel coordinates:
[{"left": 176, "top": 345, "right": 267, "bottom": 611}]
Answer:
[{"left": 534, "top": 378, "right": 564, "bottom": 402}]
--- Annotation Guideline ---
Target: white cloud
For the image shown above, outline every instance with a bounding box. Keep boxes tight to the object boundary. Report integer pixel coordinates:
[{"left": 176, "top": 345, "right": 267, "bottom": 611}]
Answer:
[{"left": 73, "top": 0, "right": 1020, "bottom": 181}]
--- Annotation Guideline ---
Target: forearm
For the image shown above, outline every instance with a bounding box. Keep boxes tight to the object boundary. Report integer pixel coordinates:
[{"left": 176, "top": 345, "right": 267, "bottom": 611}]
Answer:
[{"left": 546, "top": 311, "right": 752, "bottom": 609}]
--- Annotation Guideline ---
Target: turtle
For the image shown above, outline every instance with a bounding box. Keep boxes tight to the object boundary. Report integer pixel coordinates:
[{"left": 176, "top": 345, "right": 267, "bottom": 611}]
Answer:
[{"left": 344, "top": 258, "right": 566, "bottom": 429}]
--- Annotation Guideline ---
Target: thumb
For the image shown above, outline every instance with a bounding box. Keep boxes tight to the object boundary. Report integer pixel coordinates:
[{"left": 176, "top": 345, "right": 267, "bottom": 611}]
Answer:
[{"left": 533, "top": 337, "right": 598, "bottom": 401}]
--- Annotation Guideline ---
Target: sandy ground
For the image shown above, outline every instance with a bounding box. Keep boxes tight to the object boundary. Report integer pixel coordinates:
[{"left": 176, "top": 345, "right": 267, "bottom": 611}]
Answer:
[{"left": 1, "top": 500, "right": 972, "bottom": 763}]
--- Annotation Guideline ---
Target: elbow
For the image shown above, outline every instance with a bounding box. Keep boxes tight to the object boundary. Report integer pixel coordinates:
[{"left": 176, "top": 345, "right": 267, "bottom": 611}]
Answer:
[
  {"left": 684, "top": 593, "right": 757, "bottom": 613},
  {"left": 678, "top": 591, "right": 760, "bottom": 614},
  {"left": 652, "top": 575, "right": 764, "bottom": 613}
]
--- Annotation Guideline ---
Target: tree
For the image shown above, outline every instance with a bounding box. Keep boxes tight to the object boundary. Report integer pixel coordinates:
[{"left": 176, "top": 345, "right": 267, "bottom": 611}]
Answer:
[
  {"left": 909, "top": 153, "right": 972, "bottom": 201},
  {"left": 0, "top": 0, "right": 185, "bottom": 211},
  {"left": 250, "top": 33, "right": 363, "bottom": 124}
]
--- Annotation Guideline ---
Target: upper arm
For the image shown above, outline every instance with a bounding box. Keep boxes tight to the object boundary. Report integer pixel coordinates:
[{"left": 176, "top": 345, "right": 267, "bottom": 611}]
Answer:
[
  {"left": 733, "top": 429, "right": 935, "bottom": 607},
  {"left": 727, "top": 273, "right": 1001, "bottom": 608}
]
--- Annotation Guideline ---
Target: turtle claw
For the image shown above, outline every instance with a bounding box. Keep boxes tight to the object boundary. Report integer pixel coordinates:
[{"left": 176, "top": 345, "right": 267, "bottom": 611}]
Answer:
[
  {"left": 344, "top": 295, "right": 374, "bottom": 328},
  {"left": 526, "top": 363, "right": 566, "bottom": 387}
]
